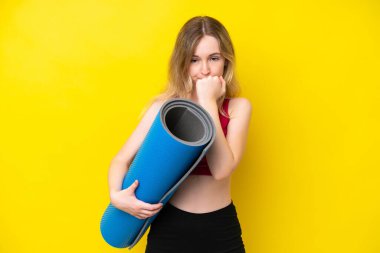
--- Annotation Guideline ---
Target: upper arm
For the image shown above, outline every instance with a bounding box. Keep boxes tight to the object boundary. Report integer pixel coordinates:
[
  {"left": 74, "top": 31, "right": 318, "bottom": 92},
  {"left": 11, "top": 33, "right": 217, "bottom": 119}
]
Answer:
[
  {"left": 112, "top": 100, "right": 164, "bottom": 165},
  {"left": 226, "top": 97, "right": 252, "bottom": 169}
]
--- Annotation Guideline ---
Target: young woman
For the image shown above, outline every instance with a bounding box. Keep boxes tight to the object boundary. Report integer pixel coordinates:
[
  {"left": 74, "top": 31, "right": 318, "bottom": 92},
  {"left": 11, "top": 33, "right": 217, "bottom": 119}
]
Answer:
[{"left": 108, "top": 16, "right": 252, "bottom": 253}]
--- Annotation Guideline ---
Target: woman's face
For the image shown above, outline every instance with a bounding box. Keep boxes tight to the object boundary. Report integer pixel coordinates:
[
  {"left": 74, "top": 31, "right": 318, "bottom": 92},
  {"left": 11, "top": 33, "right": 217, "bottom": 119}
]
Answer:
[{"left": 188, "top": 35, "right": 226, "bottom": 85}]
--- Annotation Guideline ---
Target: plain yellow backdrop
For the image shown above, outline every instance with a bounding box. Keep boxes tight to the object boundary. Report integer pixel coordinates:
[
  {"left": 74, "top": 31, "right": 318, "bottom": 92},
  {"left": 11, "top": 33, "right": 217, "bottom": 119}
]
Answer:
[{"left": 0, "top": 0, "right": 379, "bottom": 252}]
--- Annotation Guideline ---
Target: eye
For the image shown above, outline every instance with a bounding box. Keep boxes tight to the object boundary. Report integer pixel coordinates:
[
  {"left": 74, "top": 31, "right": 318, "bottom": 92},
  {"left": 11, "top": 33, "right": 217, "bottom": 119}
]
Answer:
[
  {"left": 190, "top": 58, "right": 198, "bottom": 63},
  {"left": 210, "top": 57, "right": 220, "bottom": 61}
]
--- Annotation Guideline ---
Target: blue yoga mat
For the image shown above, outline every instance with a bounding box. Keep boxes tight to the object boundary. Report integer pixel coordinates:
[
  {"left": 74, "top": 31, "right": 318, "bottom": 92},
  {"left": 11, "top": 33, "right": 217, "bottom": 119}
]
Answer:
[{"left": 100, "top": 99, "right": 216, "bottom": 249}]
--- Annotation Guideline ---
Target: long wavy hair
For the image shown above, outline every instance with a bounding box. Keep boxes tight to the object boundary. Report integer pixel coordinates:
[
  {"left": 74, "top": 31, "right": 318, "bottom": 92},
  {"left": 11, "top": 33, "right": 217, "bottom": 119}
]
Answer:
[{"left": 144, "top": 16, "right": 240, "bottom": 118}]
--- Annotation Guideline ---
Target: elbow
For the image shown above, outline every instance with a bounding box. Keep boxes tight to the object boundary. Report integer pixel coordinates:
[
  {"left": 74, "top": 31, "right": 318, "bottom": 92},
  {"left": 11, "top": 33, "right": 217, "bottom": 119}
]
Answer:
[
  {"left": 111, "top": 156, "right": 132, "bottom": 168},
  {"left": 209, "top": 160, "right": 238, "bottom": 181},
  {"left": 213, "top": 173, "right": 229, "bottom": 181},
  {"left": 212, "top": 165, "right": 237, "bottom": 181}
]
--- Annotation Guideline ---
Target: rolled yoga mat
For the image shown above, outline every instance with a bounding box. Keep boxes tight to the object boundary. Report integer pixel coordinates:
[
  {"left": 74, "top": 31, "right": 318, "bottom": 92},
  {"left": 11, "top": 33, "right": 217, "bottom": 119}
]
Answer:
[{"left": 100, "top": 98, "right": 216, "bottom": 249}]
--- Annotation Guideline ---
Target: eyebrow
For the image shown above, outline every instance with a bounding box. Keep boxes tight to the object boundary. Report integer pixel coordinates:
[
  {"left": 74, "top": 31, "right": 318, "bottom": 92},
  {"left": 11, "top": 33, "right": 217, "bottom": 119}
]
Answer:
[{"left": 192, "top": 53, "right": 221, "bottom": 57}]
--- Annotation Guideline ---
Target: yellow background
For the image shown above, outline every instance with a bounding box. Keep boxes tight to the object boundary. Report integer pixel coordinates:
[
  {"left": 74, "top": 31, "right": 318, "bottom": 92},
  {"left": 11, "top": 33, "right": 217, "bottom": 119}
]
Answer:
[{"left": 1, "top": 0, "right": 379, "bottom": 252}]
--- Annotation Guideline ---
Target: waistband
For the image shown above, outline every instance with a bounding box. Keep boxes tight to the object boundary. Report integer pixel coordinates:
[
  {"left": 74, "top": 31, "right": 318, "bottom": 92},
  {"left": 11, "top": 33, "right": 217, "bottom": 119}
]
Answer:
[{"left": 164, "top": 201, "right": 236, "bottom": 219}]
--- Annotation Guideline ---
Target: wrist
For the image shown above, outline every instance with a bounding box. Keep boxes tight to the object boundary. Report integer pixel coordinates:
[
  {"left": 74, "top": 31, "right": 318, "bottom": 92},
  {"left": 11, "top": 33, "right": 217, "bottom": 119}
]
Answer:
[{"left": 198, "top": 99, "right": 217, "bottom": 108}]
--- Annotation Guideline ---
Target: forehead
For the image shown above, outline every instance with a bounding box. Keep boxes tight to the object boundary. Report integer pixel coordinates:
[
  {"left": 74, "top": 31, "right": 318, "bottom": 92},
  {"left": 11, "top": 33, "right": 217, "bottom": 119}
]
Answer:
[{"left": 193, "top": 35, "right": 220, "bottom": 56}]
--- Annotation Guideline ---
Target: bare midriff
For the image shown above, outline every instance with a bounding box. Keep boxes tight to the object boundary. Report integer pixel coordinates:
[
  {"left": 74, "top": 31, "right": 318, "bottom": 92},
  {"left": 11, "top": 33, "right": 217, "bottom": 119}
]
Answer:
[{"left": 169, "top": 174, "right": 232, "bottom": 213}]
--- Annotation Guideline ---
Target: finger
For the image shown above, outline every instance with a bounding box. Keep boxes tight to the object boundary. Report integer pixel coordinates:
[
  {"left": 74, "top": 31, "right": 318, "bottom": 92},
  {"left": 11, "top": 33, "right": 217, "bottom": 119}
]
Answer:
[
  {"left": 220, "top": 76, "right": 226, "bottom": 92},
  {"left": 151, "top": 206, "right": 163, "bottom": 212},
  {"left": 140, "top": 210, "right": 152, "bottom": 216},
  {"left": 127, "top": 180, "right": 139, "bottom": 192},
  {"left": 140, "top": 202, "right": 163, "bottom": 211},
  {"left": 140, "top": 209, "right": 160, "bottom": 216},
  {"left": 219, "top": 76, "right": 225, "bottom": 85},
  {"left": 136, "top": 212, "right": 149, "bottom": 219},
  {"left": 152, "top": 203, "right": 164, "bottom": 209},
  {"left": 141, "top": 205, "right": 162, "bottom": 213}
]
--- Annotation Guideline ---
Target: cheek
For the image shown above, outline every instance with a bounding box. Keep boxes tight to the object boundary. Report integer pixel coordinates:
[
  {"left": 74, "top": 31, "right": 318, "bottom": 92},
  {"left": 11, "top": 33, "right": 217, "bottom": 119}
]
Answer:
[
  {"left": 212, "top": 62, "right": 225, "bottom": 75},
  {"left": 188, "top": 65, "right": 197, "bottom": 77}
]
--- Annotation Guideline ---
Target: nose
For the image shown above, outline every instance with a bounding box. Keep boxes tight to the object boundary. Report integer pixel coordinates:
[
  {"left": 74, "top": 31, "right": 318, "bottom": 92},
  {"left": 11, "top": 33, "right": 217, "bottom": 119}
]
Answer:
[{"left": 200, "top": 61, "right": 210, "bottom": 76}]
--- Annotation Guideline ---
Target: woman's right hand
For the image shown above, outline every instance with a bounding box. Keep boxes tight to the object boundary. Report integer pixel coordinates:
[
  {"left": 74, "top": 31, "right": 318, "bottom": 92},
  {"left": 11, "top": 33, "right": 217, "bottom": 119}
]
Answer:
[{"left": 110, "top": 180, "right": 163, "bottom": 220}]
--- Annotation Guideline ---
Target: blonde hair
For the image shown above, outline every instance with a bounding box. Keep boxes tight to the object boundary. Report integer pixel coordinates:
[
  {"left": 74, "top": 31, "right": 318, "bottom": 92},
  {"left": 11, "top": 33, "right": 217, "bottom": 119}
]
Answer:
[{"left": 142, "top": 16, "right": 240, "bottom": 119}]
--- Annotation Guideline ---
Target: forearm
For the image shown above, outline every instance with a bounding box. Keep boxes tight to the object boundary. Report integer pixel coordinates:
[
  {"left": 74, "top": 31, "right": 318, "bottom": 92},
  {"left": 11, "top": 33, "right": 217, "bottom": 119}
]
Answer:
[
  {"left": 108, "top": 159, "right": 129, "bottom": 197},
  {"left": 199, "top": 100, "right": 235, "bottom": 180}
]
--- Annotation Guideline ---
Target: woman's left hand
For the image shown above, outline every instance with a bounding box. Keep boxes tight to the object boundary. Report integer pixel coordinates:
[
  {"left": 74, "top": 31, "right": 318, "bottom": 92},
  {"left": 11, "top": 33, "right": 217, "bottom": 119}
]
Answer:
[{"left": 195, "top": 75, "right": 226, "bottom": 103}]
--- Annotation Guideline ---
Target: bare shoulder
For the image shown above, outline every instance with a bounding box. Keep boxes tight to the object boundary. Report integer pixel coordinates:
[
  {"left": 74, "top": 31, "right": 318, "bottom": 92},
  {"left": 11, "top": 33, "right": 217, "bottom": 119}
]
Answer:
[
  {"left": 112, "top": 98, "right": 166, "bottom": 163},
  {"left": 140, "top": 98, "right": 166, "bottom": 121},
  {"left": 228, "top": 97, "right": 252, "bottom": 119},
  {"left": 148, "top": 98, "right": 166, "bottom": 112}
]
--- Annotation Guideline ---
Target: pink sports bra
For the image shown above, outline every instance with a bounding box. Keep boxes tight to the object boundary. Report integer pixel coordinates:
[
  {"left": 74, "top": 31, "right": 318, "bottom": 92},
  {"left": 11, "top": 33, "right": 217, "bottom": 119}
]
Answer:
[{"left": 190, "top": 98, "right": 231, "bottom": 176}]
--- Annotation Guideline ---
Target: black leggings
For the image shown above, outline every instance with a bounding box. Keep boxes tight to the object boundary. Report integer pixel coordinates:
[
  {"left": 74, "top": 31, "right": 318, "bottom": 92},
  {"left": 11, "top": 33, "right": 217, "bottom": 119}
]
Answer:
[{"left": 145, "top": 201, "right": 245, "bottom": 253}]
